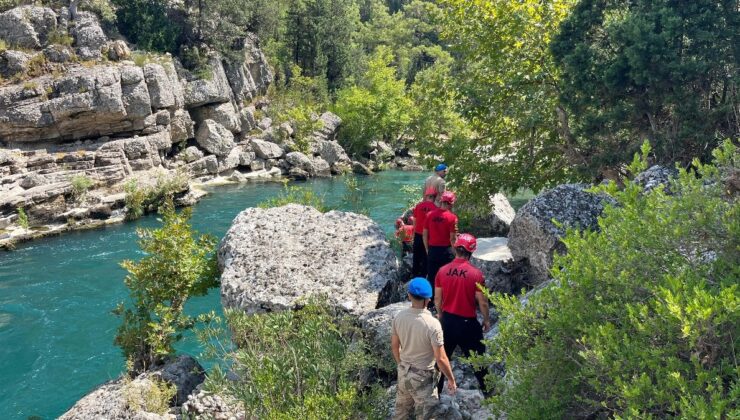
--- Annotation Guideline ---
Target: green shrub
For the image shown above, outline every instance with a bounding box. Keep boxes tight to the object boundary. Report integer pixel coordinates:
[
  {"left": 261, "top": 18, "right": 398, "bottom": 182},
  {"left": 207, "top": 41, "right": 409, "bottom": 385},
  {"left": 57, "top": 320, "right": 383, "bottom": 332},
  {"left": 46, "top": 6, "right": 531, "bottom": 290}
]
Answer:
[
  {"left": 122, "top": 372, "right": 176, "bottom": 415},
  {"left": 123, "top": 180, "right": 146, "bottom": 221},
  {"left": 70, "top": 175, "right": 94, "bottom": 202},
  {"left": 47, "top": 28, "right": 73, "bottom": 47},
  {"left": 16, "top": 206, "right": 29, "bottom": 229},
  {"left": 124, "top": 172, "right": 189, "bottom": 220},
  {"left": 0, "top": 38, "right": 7, "bottom": 53},
  {"left": 198, "top": 300, "right": 385, "bottom": 419},
  {"left": 259, "top": 182, "right": 328, "bottom": 212},
  {"left": 80, "top": 0, "right": 117, "bottom": 26},
  {"left": 112, "top": 0, "right": 182, "bottom": 54},
  {"left": 473, "top": 141, "right": 739, "bottom": 419},
  {"left": 113, "top": 201, "right": 219, "bottom": 373}
]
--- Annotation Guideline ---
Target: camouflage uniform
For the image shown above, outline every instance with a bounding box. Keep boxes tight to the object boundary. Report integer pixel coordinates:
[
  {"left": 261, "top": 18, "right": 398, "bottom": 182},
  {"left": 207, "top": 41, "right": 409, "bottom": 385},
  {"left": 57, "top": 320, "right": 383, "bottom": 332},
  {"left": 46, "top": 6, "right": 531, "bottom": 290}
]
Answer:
[{"left": 393, "top": 363, "right": 441, "bottom": 419}]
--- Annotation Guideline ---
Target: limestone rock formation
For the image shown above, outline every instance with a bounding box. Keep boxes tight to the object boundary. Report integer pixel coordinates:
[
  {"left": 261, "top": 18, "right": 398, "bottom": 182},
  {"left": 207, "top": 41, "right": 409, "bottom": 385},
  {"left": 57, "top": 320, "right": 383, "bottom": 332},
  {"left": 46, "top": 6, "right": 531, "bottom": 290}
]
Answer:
[
  {"left": 195, "top": 119, "right": 235, "bottom": 157},
  {"left": 471, "top": 237, "right": 529, "bottom": 294},
  {"left": 360, "top": 302, "right": 408, "bottom": 371},
  {"left": 60, "top": 355, "right": 205, "bottom": 420},
  {"left": 634, "top": 165, "right": 678, "bottom": 194},
  {"left": 218, "top": 204, "right": 400, "bottom": 316},
  {"left": 508, "top": 184, "right": 617, "bottom": 284}
]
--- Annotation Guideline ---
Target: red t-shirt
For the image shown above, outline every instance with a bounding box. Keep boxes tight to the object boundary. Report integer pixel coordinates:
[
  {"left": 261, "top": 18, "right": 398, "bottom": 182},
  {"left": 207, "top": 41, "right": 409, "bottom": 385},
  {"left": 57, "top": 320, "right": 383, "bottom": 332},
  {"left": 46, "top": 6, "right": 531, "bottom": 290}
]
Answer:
[
  {"left": 423, "top": 208, "right": 458, "bottom": 246},
  {"left": 395, "top": 225, "right": 414, "bottom": 243},
  {"left": 412, "top": 201, "right": 437, "bottom": 234},
  {"left": 436, "top": 258, "right": 485, "bottom": 318}
]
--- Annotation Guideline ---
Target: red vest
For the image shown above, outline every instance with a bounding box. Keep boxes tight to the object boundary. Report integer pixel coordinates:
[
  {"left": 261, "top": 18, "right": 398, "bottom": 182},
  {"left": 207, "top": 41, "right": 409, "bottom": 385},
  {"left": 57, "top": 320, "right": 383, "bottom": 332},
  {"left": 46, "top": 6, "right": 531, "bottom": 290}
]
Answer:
[
  {"left": 412, "top": 201, "right": 437, "bottom": 235},
  {"left": 436, "top": 258, "right": 484, "bottom": 318},
  {"left": 424, "top": 208, "right": 458, "bottom": 247}
]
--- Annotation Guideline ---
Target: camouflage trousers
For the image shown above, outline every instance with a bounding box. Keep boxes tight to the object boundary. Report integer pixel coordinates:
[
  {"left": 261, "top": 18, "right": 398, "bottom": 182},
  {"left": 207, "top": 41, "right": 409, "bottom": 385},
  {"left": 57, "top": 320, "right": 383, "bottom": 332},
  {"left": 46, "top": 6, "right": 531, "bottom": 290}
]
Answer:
[{"left": 393, "top": 364, "right": 440, "bottom": 420}]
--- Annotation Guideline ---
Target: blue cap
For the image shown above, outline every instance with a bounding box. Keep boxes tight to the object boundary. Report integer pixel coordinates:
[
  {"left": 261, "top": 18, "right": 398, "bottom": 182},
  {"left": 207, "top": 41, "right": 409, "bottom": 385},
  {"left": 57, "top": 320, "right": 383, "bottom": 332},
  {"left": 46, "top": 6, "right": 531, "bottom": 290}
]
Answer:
[
  {"left": 435, "top": 163, "right": 448, "bottom": 172},
  {"left": 408, "top": 277, "right": 433, "bottom": 299}
]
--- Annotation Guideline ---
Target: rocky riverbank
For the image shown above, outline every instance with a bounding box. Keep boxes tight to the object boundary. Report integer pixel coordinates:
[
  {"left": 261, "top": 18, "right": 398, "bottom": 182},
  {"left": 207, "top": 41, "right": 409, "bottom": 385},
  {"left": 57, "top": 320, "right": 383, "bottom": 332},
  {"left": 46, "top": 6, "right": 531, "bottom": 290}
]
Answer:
[{"left": 0, "top": 5, "right": 419, "bottom": 250}]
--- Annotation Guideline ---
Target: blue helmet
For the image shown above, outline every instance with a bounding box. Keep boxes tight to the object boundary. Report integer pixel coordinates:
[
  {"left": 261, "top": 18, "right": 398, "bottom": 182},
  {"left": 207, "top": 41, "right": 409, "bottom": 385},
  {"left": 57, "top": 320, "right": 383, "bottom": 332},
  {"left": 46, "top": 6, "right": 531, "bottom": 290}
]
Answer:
[
  {"left": 435, "top": 163, "right": 448, "bottom": 172},
  {"left": 408, "top": 277, "right": 433, "bottom": 299}
]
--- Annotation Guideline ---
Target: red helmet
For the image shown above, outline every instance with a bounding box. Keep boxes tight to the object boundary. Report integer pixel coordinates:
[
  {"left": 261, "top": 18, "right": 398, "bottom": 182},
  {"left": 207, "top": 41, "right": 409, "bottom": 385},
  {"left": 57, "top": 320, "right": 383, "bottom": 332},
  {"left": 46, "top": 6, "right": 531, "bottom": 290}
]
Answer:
[
  {"left": 454, "top": 233, "right": 477, "bottom": 252},
  {"left": 424, "top": 187, "right": 437, "bottom": 197},
  {"left": 440, "top": 191, "right": 456, "bottom": 205},
  {"left": 395, "top": 218, "right": 404, "bottom": 228}
]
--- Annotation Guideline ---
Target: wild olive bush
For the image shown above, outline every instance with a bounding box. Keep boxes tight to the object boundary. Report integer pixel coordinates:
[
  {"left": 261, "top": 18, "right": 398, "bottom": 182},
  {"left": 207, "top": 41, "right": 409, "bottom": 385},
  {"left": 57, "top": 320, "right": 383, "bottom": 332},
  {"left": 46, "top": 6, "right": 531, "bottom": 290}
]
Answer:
[
  {"left": 114, "top": 201, "right": 219, "bottom": 373},
  {"left": 474, "top": 141, "right": 739, "bottom": 419},
  {"left": 198, "top": 301, "right": 384, "bottom": 419}
]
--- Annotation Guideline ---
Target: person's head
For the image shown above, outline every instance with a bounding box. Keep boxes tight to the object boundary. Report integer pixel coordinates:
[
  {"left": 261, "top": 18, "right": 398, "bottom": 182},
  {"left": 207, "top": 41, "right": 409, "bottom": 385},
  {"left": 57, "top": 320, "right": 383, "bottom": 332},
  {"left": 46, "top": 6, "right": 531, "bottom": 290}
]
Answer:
[
  {"left": 454, "top": 233, "right": 477, "bottom": 260},
  {"left": 440, "top": 191, "right": 456, "bottom": 209},
  {"left": 395, "top": 218, "right": 404, "bottom": 229},
  {"left": 435, "top": 163, "right": 448, "bottom": 178},
  {"left": 423, "top": 186, "right": 437, "bottom": 202},
  {"left": 407, "top": 277, "right": 433, "bottom": 306}
]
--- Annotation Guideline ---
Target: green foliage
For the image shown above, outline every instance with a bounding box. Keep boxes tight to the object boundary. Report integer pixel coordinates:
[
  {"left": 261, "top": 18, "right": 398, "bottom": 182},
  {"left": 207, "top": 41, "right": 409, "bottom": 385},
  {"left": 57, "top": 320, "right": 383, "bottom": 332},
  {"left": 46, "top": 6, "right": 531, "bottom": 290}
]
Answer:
[
  {"left": 70, "top": 175, "right": 94, "bottom": 202},
  {"left": 551, "top": 0, "right": 739, "bottom": 177},
  {"left": 197, "top": 300, "right": 384, "bottom": 419},
  {"left": 259, "top": 181, "right": 329, "bottom": 212},
  {"left": 0, "top": 38, "right": 6, "bottom": 53},
  {"left": 341, "top": 175, "right": 368, "bottom": 215},
  {"left": 121, "top": 371, "right": 177, "bottom": 415},
  {"left": 16, "top": 206, "right": 29, "bottom": 229},
  {"left": 123, "top": 173, "right": 189, "bottom": 221},
  {"left": 267, "top": 65, "right": 327, "bottom": 154},
  {"left": 80, "top": 0, "right": 117, "bottom": 26},
  {"left": 474, "top": 141, "right": 739, "bottom": 419},
  {"left": 47, "top": 28, "right": 73, "bottom": 46},
  {"left": 432, "top": 0, "right": 576, "bottom": 203},
  {"left": 112, "top": 0, "right": 183, "bottom": 54},
  {"left": 333, "top": 46, "right": 414, "bottom": 155},
  {"left": 113, "top": 201, "right": 219, "bottom": 373}
]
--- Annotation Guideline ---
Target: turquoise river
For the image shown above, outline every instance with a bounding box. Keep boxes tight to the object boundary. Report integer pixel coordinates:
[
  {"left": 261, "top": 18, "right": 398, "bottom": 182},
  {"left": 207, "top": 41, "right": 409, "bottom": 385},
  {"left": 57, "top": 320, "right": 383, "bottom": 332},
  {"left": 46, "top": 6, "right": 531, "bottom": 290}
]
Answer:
[{"left": 0, "top": 171, "right": 529, "bottom": 419}]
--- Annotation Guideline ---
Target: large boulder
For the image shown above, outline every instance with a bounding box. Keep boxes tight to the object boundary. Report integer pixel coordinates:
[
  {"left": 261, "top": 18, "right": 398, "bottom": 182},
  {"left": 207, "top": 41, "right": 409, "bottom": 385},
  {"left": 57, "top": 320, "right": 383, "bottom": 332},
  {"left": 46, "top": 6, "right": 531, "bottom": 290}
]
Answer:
[
  {"left": 218, "top": 204, "right": 400, "bottom": 316},
  {"left": 471, "top": 237, "right": 529, "bottom": 294},
  {"left": 59, "top": 355, "right": 205, "bottom": 420},
  {"left": 285, "top": 151, "right": 314, "bottom": 174},
  {"left": 360, "top": 302, "right": 409, "bottom": 372},
  {"left": 223, "top": 34, "right": 273, "bottom": 102},
  {"left": 0, "top": 6, "right": 57, "bottom": 50},
  {"left": 251, "top": 138, "right": 284, "bottom": 159},
  {"left": 634, "top": 165, "right": 678, "bottom": 194},
  {"left": 195, "top": 119, "right": 235, "bottom": 157},
  {"left": 72, "top": 12, "right": 108, "bottom": 60},
  {"left": 143, "top": 63, "right": 176, "bottom": 110},
  {"left": 180, "top": 56, "right": 233, "bottom": 108},
  {"left": 460, "top": 194, "right": 516, "bottom": 237},
  {"left": 311, "top": 112, "right": 342, "bottom": 142},
  {"left": 190, "top": 101, "right": 241, "bottom": 133},
  {"left": 508, "top": 184, "right": 616, "bottom": 284}
]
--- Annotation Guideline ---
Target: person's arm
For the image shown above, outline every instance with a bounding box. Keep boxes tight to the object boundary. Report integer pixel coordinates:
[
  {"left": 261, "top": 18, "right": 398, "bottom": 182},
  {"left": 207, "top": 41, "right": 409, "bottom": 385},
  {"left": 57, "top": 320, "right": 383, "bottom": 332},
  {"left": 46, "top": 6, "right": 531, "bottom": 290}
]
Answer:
[
  {"left": 423, "top": 228, "right": 429, "bottom": 253},
  {"left": 434, "top": 286, "right": 443, "bottom": 318},
  {"left": 475, "top": 287, "right": 491, "bottom": 332},
  {"left": 433, "top": 344, "right": 456, "bottom": 394},
  {"left": 391, "top": 333, "right": 401, "bottom": 364}
]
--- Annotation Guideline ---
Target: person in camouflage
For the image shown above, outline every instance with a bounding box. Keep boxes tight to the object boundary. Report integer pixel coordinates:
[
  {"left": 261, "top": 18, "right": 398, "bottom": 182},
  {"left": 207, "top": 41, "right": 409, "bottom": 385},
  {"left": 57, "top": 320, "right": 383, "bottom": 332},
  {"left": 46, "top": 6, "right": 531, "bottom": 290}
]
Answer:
[{"left": 391, "top": 278, "right": 456, "bottom": 419}]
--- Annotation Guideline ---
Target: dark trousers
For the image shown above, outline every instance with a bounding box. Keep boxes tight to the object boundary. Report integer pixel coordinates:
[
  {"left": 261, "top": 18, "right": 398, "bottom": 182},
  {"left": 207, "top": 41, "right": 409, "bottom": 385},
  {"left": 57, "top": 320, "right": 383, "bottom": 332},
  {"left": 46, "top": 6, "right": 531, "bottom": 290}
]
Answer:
[
  {"left": 437, "top": 312, "right": 488, "bottom": 393},
  {"left": 411, "top": 233, "right": 427, "bottom": 278},
  {"left": 426, "top": 246, "right": 453, "bottom": 295}
]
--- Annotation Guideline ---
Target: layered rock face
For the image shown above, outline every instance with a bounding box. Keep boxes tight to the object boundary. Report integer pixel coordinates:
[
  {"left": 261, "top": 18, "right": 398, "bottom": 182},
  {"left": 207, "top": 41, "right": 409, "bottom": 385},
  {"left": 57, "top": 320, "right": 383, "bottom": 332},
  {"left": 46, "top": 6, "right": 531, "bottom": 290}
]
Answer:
[
  {"left": 508, "top": 184, "right": 617, "bottom": 284},
  {"left": 218, "top": 204, "right": 400, "bottom": 316},
  {"left": 0, "top": 5, "right": 352, "bottom": 246}
]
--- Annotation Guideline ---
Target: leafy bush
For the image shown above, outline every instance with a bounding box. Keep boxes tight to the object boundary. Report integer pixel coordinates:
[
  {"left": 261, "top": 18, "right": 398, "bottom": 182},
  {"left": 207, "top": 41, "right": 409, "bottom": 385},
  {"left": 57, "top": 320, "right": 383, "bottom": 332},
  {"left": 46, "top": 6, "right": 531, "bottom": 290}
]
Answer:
[
  {"left": 121, "top": 371, "right": 176, "bottom": 415},
  {"left": 258, "top": 182, "right": 328, "bottom": 212},
  {"left": 112, "top": 0, "right": 182, "bottom": 54},
  {"left": 113, "top": 201, "right": 219, "bottom": 373},
  {"left": 123, "top": 172, "right": 189, "bottom": 220},
  {"left": 47, "top": 28, "right": 73, "bottom": 46},
  {"left": 198, "top": 300, "right": 384, "bottom": 419},
  {"left": 474, "top": 141, "right": 739, "bottom": 419},
  {"left": 70, "top": 175, "right": 94, "bottom": 202},
  {"left": 16, "top": 206, "right": 29, "bottom": 229}
]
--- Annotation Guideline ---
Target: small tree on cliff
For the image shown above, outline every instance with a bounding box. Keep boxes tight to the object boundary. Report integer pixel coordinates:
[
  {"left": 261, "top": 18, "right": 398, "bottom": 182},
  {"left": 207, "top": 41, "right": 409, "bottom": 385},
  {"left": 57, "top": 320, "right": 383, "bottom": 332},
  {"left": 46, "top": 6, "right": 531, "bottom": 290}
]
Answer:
[{"left": 113, "top": 200, "right": 219, "bottom": 373}]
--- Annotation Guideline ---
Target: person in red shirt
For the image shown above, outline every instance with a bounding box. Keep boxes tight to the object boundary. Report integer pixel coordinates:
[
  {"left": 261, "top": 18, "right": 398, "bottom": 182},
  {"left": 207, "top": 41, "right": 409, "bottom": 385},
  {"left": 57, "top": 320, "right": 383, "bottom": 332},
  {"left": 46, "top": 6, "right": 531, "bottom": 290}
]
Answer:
[
  {"left": 434, "top": 233, "right": 491, "bottom": 394},
  {"left": 395, "top": 217, "right": 414, "bottom": 256},
  {"left": 411, "top": 187, "right": 438, "bottom": 277},
  {"left": 423, "top": 191, "right": 458, "bottom": 301}
]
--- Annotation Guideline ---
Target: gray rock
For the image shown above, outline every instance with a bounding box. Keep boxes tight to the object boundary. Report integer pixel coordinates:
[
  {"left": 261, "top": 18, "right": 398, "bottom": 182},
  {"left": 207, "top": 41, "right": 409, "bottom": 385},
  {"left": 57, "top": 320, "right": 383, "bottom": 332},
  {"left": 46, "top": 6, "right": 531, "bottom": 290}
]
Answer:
[
  {"left": 19, "top": 172, "right": 43, "bottom": 189},
  {"left": 288, "top": 167, "right": 309, "bottom": 180},
  {"left": 352, "top": 161, "right": 373, "bottom": 175},
  {"left": 251, "top": 138, "right": 284, "bottom": 159},
  {"left": 179, "top": 146, "right": 204, "bottom": 163},
  {"left": 190, "top": 101, "right": 241, "bottom": 133},
  {"left": 223, "top": 33, "right": 273, "bottom": 102},
  {"left": 0, "top": 50, "right": 31, "bottom": 77},
  {"left": 59, "top": 355, "right": 205, "bottom": 420},
  {"left": 311, "top": 156, "right": 331, "bottom": 177},
  {"left": 181, "top": 56, "right": 233, "bottom": 108},
  {"left": 218, "top": 204, "right": 400, "bottom": 316},
  {"left": 312, "top": 112, "right": 342, "bottom": 142},
  {"left": 170, "top": 109, "right": 195, "bottom": 142},
  {"left": 285, "top": 151, "right": 314, "bottom": 173},
  {"left": 278, "top": 121, "right": 294, "bottom": 139},
  {"left": 43, "top": 44, "right": 75, "bottom": 63},
  {"left": 508, "top": 184, "right": 617, "bottom": 284},
  {"left": 360, "top": 302, "right": 409, "bottom": 372},
  {"left": 182, "top": 388, "right": 246, "bottom": 419},
  {"left": 239, "top": 106, "right": 257, "bottom": 132},
  {"left": 107, "top": 40, "right": 131, "bottom": 61},
  {"left": 250, "top": 157, "right": 265, "bottom": 171},
  {"left": 188, "top": 155, "right": 219, "bottom": 177},
  {"left": 257, "top": 117, "right": 272, "bottom": 131},
  {"left": 0, "top": 6, "right": 57, "bottom": 49},
  {"left": 72, "top": 12, "right": 108, "bottom": 60},
  {"left": 238, "top": 150, "right": 255, "bottom": 167},
  {"left": 195, "top": 119, "right": 235, "bottom": 157},
  {"left": 143, "top": 63, "right": 175, "bottom": 110},
  {"left": 317, "top": 140, "right": 350, "bottom": 166},
  {"left": 461, "top": 194, "right": 515, "bottom": 237},
  {"left": 218, "top": 146, "right": 242, "bottom": 173},
  {"left": 471, "top": 237, "right": 529, "bottom": 295},
  {"left": 370, "top": 140, "right": 394, "bottom": 162},
  {"left": 634, "top": 165, "right": 677, "bottom": 194}
]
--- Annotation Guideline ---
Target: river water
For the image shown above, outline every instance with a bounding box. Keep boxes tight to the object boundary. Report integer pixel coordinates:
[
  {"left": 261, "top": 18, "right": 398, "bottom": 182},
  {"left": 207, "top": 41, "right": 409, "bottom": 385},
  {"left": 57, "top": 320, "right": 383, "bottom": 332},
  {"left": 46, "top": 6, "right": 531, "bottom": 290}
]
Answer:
[{"left": 0, "top": 171, "right": 530, "bottom": 419}]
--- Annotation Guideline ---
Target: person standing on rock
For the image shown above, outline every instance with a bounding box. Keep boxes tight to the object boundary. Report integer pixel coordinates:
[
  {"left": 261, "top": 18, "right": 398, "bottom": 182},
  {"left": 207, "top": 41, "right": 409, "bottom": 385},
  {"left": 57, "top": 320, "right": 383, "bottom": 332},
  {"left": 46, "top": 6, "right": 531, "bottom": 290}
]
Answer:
[
  {"left": 423, "top": 191, "right": 458, "bottom": 304},
  {"left": 424, "top": 164, "right": 448, "bottom": 206},
  {"left": 396, "top": 217, "right": 415, "bottom": 257},
  {"left": 391, "top": 278, "right": 457, "bottom": 419},
  {"left": 411, "top": 187, "right": 438, "bottom": 277},
  {"left": 433, "top": 233, "right": 491, "bottom": 395}
]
